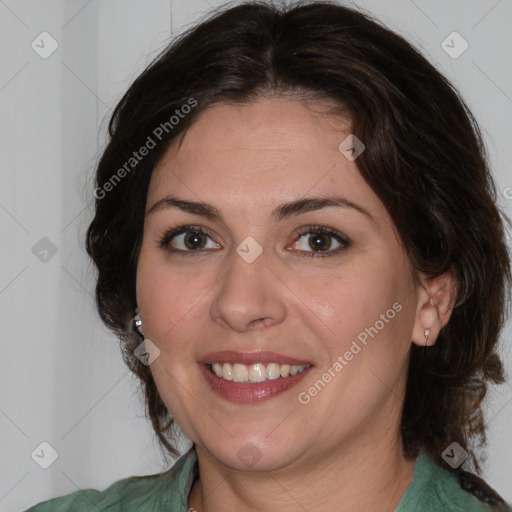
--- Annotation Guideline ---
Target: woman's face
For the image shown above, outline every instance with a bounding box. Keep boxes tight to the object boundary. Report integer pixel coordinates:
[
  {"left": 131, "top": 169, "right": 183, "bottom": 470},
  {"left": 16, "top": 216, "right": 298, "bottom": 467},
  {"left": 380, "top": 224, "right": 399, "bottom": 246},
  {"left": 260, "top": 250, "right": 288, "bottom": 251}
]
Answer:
[{"left": 136, "top": 97, "right": 421, "bottom": 472}]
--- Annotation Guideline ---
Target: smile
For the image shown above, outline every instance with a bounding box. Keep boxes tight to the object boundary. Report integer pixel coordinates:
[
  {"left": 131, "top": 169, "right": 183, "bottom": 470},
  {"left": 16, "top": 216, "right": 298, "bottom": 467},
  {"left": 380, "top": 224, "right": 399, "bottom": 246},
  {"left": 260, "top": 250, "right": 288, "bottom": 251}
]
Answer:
[
  {"left": 208, "top": 362, "right": 310, "bottom": 382},
  {"left": 198, "top": 350, "right": 313, "bottom": 402}
]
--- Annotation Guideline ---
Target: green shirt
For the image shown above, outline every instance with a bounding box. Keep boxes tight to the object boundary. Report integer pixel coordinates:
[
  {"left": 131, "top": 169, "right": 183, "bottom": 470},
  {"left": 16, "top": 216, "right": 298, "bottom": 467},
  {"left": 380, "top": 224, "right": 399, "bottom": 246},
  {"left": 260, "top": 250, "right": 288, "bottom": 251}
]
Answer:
[{"left": 25, "top": 447, "right": 501, "bottom": 511}]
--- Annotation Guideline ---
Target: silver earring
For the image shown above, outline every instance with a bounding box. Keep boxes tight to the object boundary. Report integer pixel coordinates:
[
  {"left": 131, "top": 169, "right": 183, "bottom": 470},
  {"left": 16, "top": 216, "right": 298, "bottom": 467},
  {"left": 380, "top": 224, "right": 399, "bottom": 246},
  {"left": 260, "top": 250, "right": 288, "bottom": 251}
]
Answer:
[
  {"left": 424, "top": 299, "right": 435, "bottom": 345},
  {"left": 134, "top": 308, "right": 144, "bottom": 335}
]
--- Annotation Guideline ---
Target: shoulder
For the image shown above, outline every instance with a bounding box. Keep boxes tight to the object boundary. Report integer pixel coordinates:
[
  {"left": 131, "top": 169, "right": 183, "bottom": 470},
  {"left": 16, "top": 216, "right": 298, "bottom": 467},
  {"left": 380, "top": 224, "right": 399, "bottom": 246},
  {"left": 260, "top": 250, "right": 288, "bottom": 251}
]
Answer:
[
  {"left": 24, "top": 448, "right": 198, "bottom": 512},
  {"left": 24, "top": 472, "right": 171, "bottom": 512},
  {"left": 397, "top": 452, "right": 511, "bottom": 512}
]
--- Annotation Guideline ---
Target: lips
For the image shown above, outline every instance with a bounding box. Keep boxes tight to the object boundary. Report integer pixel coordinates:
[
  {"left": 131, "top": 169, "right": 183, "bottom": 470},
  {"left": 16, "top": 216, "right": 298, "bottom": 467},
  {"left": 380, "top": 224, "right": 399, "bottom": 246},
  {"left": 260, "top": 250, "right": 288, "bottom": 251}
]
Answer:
[{"left": 197, "top": 351, "right": 313, "bottom": 403}]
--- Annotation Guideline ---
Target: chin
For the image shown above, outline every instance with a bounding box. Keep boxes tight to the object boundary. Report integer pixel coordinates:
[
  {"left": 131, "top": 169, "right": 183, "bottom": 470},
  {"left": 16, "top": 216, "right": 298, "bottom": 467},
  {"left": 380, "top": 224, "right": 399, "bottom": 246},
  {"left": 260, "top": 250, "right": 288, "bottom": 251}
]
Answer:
[{"left": 198, "top": 433, "right": 308, "bottom": 473}]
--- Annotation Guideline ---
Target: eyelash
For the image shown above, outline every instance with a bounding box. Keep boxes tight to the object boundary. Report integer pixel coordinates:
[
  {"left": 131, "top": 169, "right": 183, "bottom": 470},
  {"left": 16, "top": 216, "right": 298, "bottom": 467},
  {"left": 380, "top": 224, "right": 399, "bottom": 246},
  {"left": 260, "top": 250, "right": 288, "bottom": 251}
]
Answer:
[{"left": 157, "top": 224, "right": 350, "bottom": 258}]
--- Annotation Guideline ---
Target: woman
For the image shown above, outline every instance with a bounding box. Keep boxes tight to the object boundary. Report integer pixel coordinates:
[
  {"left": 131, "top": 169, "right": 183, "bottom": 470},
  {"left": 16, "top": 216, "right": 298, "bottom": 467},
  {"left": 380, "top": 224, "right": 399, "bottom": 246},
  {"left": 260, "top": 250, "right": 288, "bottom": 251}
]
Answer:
[{"left": 27, "top": 1, "right": 511, "bottom": 510}]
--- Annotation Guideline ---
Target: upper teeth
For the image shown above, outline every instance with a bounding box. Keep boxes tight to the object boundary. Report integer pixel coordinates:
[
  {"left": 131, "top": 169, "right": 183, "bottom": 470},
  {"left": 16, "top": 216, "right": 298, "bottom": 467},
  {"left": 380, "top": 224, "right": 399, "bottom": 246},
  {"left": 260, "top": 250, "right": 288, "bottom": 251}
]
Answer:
[{"left": 210, "top": 362, "right": 309, "bottom": 382}]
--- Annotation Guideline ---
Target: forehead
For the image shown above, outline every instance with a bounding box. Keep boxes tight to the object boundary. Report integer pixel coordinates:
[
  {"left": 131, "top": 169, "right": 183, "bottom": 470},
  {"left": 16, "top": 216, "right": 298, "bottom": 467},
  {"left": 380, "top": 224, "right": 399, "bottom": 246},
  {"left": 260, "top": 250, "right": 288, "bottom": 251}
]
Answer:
[{"left": 147, "top": 97, "right": 388, "bottom": 223}]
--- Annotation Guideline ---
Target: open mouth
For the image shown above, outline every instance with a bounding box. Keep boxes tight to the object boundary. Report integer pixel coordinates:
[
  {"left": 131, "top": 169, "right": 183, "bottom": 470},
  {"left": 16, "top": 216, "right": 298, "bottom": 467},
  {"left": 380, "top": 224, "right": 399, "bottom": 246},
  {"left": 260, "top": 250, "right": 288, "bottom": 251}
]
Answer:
[
  {"left": 207, "top": 362, "right": 311, "bottom": 383},
  {"left": 198, "top": 351, "right": 314, "bottom": 402}
]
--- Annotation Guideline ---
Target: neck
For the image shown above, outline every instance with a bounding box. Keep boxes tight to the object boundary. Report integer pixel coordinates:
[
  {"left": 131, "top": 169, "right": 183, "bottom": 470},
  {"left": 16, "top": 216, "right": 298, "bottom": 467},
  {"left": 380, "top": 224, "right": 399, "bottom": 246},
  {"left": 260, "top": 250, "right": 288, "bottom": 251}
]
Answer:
[{"left": 188, "top": 435, "right": 415, "bottom": 512}]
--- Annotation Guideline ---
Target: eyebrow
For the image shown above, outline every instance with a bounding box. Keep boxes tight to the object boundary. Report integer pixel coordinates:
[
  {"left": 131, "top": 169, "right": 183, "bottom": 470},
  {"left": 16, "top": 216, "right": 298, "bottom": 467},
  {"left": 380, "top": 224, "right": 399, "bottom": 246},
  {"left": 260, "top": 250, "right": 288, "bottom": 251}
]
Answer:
[{"left": 146, "top": 195, "right": 374, "bottom": 223}]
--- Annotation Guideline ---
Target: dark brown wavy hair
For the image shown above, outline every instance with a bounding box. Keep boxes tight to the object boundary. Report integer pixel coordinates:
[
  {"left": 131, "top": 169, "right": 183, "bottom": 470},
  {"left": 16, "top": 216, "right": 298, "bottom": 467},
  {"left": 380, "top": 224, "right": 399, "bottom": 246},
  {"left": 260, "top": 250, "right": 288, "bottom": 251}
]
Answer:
[{"left": 85, "top": 1, "right": 511, "bottom": 508}]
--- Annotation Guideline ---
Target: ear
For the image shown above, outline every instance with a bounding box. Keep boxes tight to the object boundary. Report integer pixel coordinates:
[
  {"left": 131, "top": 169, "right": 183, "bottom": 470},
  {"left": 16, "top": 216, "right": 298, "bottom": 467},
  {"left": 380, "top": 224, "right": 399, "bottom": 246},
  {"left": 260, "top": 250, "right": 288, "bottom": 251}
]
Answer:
[{"left": 412, "top": 269, "right": 457, "bottom": 347}]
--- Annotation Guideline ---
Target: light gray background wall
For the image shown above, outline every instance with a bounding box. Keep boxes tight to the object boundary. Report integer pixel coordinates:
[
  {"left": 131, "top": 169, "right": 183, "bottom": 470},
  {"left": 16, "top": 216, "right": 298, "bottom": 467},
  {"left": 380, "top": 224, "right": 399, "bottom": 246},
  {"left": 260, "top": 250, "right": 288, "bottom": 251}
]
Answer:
[{"left": 1, "top": 1, "right": 511, "bottom": 510}]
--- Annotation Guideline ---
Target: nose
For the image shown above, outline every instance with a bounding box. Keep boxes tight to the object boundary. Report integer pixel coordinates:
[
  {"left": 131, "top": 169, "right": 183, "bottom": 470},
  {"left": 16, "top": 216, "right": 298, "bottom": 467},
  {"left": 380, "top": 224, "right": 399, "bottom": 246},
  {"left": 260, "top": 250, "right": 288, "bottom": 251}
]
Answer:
[{"left": 209, "top": 248, "right": 287, "bottom": 333}]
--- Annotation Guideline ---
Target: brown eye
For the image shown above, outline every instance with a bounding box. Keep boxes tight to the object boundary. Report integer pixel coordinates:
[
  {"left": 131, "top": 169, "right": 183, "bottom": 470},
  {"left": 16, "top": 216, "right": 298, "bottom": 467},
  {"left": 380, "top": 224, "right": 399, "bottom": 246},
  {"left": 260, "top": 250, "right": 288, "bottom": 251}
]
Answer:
[
  {"left": 182, "top": 231, "right": 207, "bottom": 250},
  {"left": 308, "top": 233, "right": 333, "bottom": 251},
  {"left": 291, "top": 226, "right": 350, "bottom": 258},
  {"left": 159, "top": 226, "right": 221, "bottom": 253}
]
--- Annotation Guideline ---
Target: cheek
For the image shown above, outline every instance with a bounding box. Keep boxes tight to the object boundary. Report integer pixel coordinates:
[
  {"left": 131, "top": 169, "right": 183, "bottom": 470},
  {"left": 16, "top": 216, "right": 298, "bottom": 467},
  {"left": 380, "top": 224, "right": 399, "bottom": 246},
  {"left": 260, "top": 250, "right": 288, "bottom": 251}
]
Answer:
[
  {"left": 136, "top": 255, "right": 225, "bottom": 366},
  {"left": 300, "top": 270, "right": 386, "bottom": 337},
  {"left": 136, "top": 254, "right": 198, "bottom": 345},
  {"left": 302, "top": 263, "right": 412, "bottom": 362}
]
